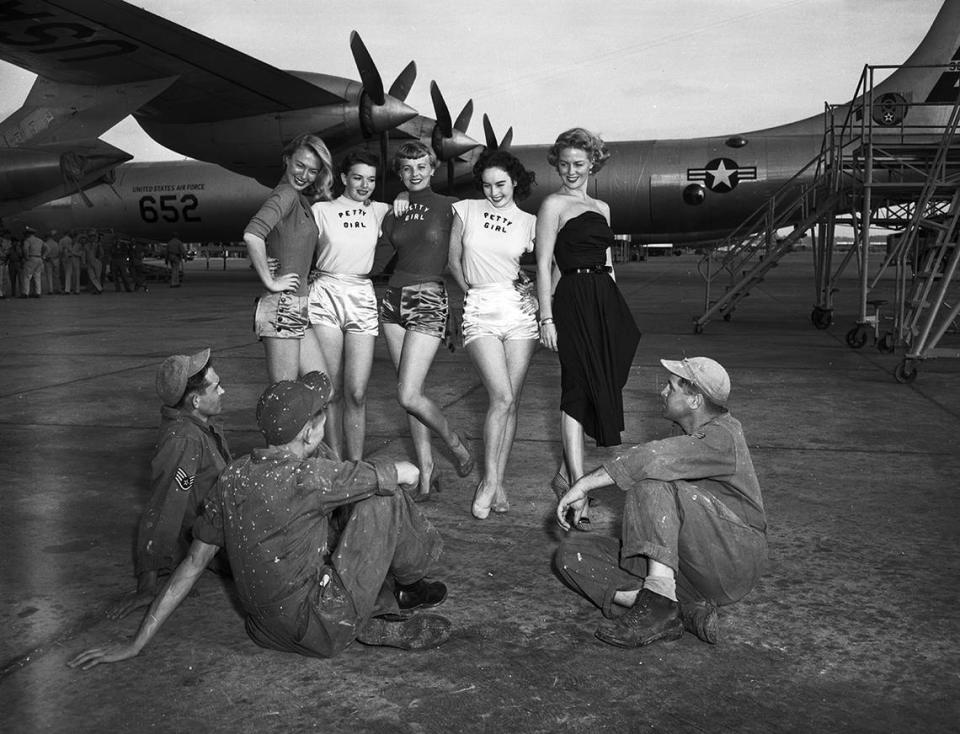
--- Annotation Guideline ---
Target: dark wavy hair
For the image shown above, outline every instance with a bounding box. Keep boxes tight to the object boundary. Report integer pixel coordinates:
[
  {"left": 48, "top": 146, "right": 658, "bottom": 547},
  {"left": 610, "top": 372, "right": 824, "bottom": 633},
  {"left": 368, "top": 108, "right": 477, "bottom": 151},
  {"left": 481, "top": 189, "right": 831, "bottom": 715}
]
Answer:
[
  {"left": 472, "top": 149, "right": 536, "bottom": 202},
  {"left": 282, "top": 133, "right": 334, "bottom": 201},
  {"left": 546, "top": 127, "right": 610, "bottom": 173},
  {"left": 339, "top": 150, "right": 380, "bottom": 175}
]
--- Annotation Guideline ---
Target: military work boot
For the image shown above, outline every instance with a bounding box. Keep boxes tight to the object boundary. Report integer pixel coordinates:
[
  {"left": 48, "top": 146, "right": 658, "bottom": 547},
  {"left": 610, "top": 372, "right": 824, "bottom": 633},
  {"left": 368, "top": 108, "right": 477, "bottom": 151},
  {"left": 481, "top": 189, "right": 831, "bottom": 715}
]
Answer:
[
  {"left": 357, "top": 613, "right": 452, "bottom": 650},
  {"left": 396, "top": 579, "right": 448, "bottom": 612},
  {"left": 680, "top": 600, "right": 719, "bottom": 644},
  {"left": 594, "top": 589, "right": 683, "bottom": 648}
]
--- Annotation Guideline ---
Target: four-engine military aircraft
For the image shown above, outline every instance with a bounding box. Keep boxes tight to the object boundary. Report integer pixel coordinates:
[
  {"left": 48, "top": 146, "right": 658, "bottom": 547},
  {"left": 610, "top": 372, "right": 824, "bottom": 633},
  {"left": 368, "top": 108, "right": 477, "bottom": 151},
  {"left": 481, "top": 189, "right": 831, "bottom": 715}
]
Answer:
[
  {"left": 0, "top": 0, "right": 476, "bottom": 221},
  {"left": 3, "top": 0, "right": 960, "bottom": 246}
]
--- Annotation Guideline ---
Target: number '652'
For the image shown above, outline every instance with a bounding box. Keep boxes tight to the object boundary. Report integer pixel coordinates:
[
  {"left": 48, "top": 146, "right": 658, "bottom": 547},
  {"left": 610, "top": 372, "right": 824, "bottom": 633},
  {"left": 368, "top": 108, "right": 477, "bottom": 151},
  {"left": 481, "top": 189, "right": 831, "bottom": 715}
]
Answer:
[{"left": 138, "top": 194, "right": 201, "bottom": 223}]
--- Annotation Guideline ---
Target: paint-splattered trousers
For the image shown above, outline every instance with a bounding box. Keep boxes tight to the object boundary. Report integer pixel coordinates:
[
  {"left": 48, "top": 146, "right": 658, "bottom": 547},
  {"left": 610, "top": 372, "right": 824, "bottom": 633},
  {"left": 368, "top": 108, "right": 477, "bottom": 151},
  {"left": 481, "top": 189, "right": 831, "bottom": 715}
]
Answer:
[
  {"left": 244, "top": 490, "right": 442, "bottom": 658},
  {"left": 555, "top": 479, "right": 767, "bottom": 618}
]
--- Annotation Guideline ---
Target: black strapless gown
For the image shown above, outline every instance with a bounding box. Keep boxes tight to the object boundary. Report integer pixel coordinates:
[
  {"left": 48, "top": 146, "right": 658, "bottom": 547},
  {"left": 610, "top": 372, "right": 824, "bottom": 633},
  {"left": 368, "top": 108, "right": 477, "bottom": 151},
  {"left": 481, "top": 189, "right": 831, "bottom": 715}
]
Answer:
[{"left": 553, "top": 211, "right": 640, "bottom": 446}]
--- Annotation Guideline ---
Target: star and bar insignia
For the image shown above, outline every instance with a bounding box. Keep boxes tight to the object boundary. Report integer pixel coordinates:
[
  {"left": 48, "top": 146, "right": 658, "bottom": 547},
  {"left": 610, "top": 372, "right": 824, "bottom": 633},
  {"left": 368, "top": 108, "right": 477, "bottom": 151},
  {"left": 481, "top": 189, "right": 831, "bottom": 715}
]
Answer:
[
  {"left": 688, "top": 158, "right": 757, "bottom": 193},
  {"left": 175, "top": 467, "right": 196, "bottom": 492}
]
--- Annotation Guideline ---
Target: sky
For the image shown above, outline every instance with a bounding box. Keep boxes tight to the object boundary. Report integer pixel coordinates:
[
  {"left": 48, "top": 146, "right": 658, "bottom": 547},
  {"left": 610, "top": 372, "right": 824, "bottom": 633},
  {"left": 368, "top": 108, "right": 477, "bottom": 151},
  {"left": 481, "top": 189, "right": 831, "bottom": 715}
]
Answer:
[{"left": 0, "top": 0, "right": 946, "bottom": 161}]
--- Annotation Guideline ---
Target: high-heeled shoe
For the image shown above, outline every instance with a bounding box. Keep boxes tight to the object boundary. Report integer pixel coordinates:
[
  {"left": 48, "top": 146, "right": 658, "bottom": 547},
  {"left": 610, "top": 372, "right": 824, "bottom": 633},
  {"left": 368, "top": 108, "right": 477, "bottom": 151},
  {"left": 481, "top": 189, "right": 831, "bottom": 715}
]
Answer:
[
  {"left": 492, "top": 486, "right": 509, "bottom": 514},
  {"left": 453, "top": 432, "right": 475, "bottom": 478},
  {"left": 411, "top": 468, "right": 441, "bottom": 503},
  {"left": 471, "top": 480, "right": 491, "bottom": 519}
]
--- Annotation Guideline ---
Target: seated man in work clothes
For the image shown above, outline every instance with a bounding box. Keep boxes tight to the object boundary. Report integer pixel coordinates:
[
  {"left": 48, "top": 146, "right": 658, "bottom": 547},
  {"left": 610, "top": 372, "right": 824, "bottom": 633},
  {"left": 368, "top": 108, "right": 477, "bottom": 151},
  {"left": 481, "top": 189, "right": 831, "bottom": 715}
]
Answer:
[
  {"left": 70, "top": 372, "right": 450, "bottom": 669},
  {"left": 108, "top": 348, "right": 232, "bottom": 620},
  {"left": 554, "top": 356, "right": 767, "bottom": 648}
]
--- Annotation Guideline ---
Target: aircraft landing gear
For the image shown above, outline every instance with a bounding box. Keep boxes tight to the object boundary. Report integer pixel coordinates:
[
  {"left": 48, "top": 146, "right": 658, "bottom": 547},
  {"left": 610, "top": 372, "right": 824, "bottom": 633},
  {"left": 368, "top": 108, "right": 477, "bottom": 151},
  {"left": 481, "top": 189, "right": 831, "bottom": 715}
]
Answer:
[{"left": 894, "top": 359, "right": 918, "bottom": 384}]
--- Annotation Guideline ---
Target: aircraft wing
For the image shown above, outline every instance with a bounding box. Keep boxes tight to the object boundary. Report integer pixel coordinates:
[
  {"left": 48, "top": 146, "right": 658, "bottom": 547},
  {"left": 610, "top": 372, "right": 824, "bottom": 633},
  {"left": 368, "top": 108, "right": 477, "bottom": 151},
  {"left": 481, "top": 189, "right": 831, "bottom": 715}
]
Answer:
[{"left": 0, "top": 0, "right": 345, "bottom": 124}]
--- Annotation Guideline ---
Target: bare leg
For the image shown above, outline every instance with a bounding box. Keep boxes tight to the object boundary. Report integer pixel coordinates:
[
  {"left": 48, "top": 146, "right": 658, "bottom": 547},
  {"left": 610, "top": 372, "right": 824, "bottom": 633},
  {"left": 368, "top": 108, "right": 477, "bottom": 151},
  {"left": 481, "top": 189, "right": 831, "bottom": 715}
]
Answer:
[
  {"left": 384, "top": 325, "right": 434, "bottom": 495},
  {"left": 384, "top": 324, "right": 472, "bottom": 494},
  {"left": 312, "top": 323, "right": 346, "bottom": 458},
  {"left": 561, "top": 410, "right": 589, "bottom": 525},
  {"left": 465, "top": 336, "right": 521, "bottom": 514},
  {"left": 341, "top": 331, "right": 376, "bottom": 461},
  {"left": 263, "top": 337, "right": 301, "bottom": 382},
  {"left": 491, "top": 338, "right": 536, "bottom": 508},
  {"left": 298, "top": 328, "right": 329, "bottom": 377}
]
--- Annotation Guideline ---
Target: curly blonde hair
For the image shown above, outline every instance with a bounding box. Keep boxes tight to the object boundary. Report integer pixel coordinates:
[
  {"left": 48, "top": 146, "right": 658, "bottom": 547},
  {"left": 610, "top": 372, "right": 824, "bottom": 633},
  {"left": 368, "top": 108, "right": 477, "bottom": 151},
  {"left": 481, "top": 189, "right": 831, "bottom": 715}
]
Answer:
[{"left": 546, "top": 127, "right": 610, "bottom": 173}]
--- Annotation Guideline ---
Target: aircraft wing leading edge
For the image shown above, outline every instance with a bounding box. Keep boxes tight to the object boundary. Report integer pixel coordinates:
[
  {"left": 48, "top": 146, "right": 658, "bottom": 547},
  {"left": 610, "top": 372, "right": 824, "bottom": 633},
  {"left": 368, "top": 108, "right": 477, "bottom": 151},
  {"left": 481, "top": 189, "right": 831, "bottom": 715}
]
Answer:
[{"left": 0, "top": 0, "right": 345, "bottom": 123}]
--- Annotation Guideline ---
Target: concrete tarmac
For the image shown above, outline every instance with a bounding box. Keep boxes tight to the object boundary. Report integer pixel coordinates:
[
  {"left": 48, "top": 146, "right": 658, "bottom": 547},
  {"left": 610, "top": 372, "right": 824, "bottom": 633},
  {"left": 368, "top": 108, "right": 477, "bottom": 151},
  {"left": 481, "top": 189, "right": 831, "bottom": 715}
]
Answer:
[{"left": 1, "top": 253, "right": 958, "bottom": 733}]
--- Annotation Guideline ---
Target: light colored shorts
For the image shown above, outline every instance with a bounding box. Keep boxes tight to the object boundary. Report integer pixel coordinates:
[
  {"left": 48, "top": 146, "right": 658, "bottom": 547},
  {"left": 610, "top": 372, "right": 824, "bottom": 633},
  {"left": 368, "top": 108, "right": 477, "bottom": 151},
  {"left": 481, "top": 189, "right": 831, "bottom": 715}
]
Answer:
[
  {"left": 308, "top": 272, "right": 379, "bottom": 336},
  {"left": 254, "top": 292, "right": 309, "bottom": 339},
  {"left": 462, "top": 280, "right": 539, "bottom": 346},
  {"left": 379, "top": 282, "right": 448, "bottom": 340}
]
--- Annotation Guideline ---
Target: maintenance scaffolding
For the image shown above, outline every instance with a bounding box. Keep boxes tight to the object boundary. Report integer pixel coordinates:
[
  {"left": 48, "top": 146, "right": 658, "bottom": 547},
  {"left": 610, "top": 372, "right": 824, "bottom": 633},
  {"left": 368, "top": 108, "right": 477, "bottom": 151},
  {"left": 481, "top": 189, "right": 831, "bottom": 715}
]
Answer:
[{"left": 693, "top": 62, "right": 960, "bottom": 383}]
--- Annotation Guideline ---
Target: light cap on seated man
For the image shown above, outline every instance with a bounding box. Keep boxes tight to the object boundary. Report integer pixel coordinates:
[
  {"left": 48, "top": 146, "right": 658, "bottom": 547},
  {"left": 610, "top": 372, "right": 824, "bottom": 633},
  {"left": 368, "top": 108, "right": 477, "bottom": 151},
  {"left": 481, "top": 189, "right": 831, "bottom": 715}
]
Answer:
[
  {"left": 156, "top": 348, "right": 211, "bottom": 406},
  {"left": 660, "top": 356, "right": 730, "bottom": 408},
  {"left": 256, "top": 371, "right": 333, "bottom": 445}
]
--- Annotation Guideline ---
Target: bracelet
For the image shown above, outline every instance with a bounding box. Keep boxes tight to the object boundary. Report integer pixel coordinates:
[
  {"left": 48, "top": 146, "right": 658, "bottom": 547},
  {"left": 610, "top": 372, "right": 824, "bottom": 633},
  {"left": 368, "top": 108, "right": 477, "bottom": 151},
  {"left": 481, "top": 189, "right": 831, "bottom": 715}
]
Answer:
[{"left": 539, "top": 317, "right": 554, "bottom": 327}]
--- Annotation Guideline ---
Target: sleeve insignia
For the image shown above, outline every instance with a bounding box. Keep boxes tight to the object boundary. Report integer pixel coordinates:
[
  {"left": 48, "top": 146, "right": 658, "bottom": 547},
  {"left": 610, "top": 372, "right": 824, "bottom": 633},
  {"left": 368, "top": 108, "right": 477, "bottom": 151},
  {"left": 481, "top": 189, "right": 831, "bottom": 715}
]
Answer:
[{"left": 175, "top": 467, "right": 196, "bottom": 491}]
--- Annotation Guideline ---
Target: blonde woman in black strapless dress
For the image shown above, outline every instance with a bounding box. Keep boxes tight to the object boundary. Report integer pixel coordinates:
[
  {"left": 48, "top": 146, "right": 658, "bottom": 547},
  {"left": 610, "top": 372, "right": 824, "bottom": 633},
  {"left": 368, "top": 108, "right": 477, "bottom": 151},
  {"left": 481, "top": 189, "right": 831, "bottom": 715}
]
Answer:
[{"left": 535, "top": 128, "right": 640, "bottom": 530}]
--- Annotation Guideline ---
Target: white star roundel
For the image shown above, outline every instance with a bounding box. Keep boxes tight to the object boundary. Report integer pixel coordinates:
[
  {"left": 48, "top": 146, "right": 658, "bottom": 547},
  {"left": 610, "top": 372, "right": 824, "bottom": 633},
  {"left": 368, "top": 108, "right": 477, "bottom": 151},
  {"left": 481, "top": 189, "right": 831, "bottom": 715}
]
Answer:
[{"left": 687, "top": 158, "right": 757, "bottom": 193}]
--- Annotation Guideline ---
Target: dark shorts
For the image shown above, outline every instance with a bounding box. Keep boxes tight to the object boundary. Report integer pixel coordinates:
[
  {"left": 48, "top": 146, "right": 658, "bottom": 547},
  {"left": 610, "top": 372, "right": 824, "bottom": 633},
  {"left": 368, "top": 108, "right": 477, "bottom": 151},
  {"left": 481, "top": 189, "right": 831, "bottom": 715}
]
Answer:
[
  {"left": 254, "top": 292, "right": 309, "bottom": 339},
  {"left": 379, "top": 282, "right": 448, "bottom": 339}
]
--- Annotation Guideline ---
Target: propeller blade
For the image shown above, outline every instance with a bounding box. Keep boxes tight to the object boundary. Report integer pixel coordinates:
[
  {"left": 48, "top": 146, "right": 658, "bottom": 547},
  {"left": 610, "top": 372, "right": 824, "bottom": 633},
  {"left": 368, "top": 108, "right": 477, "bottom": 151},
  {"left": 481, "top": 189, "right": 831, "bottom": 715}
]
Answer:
[
  {"left": 388, "top": 61, "right": 417, "bottom": 102},
  {"left": 350, "top": 31, "right": 385, "bottom": 105},
  {"left": 447, "top": 159, "right": 455, "bottom": 194},
  {"left": 454, "top": 99, "right": 473, "bottom": 133},
  {"left": 482, "top": 113, "right": 498, "bottom": 150},
  {"left": 430, "top": 80, "right": 453, "bottom": 137},
  {"left": 500, "top": 126, "right": 513, "bottom": 150}
]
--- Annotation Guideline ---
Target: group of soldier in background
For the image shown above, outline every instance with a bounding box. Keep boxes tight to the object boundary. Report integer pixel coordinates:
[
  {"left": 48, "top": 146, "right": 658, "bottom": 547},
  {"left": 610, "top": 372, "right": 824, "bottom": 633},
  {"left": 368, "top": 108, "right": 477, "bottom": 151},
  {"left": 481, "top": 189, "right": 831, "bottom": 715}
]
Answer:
[{"left": 0, "top": 227, "right": 191, "bottom": 298}]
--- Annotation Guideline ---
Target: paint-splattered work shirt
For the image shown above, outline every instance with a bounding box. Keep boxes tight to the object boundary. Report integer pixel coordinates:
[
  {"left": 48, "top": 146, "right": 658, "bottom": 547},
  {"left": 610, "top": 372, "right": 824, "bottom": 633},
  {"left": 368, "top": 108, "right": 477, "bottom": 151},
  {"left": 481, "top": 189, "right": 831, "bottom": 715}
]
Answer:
[
  {"left": 135, "top": 407, "right": 232, "bottom": 577},
  {"left": 603, "top": 412, "right": 766, "bottom": 533},
  {"left": 191, "top": 444, "right": 398, "bottom": 630}
]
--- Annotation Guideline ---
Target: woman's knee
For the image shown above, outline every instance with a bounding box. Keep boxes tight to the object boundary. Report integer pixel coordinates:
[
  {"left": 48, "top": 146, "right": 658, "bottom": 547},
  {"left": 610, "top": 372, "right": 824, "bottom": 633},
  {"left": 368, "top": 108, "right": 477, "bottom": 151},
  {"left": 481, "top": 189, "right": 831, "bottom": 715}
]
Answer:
[
  {"left": 488, "top": 389, "right": 516, "bottom": 415},
  {"left": 344, "top": 386, "right": 366, "bottom": 409},
  {"left": 396, "top": 383, "right": 424, "bottom": 412}
]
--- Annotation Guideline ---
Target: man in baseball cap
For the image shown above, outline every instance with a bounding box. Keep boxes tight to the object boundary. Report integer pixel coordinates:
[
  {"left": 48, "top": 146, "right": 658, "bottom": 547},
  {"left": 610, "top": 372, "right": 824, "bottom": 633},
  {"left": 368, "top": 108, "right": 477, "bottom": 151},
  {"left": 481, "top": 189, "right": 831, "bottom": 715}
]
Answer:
[
  {"left": 71, "top": 371, "right": 452, "bottom": 670},
  {"left": 553, "top": 356, "right": 767, "bottom": 650},
  {"left": 106, "top": 348, "right": 232, "bottom": 621},
  {"left": 659, "top": 356, "right": 730, "bottom": 408}
]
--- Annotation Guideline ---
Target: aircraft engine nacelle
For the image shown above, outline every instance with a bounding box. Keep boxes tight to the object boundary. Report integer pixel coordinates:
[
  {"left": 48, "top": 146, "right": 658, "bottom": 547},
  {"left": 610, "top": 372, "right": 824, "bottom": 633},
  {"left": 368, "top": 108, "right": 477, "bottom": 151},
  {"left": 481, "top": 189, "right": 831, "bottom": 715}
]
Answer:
[
  {"left": 135, "top": 71, "right": 415, "bottom": 188},
  {"left": 0, "top": 145, "right": 130, "bottom": 218},
  {"left": 0, "top": 148, "right": 75, "bottom": 201}
]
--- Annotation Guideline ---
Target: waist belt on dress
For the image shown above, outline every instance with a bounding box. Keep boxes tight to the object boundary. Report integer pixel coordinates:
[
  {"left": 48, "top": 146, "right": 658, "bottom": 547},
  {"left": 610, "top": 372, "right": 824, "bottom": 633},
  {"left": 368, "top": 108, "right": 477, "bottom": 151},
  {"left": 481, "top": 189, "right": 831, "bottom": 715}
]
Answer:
[{"left": 562, "top": 265, "right": 611, "bottom": 275}]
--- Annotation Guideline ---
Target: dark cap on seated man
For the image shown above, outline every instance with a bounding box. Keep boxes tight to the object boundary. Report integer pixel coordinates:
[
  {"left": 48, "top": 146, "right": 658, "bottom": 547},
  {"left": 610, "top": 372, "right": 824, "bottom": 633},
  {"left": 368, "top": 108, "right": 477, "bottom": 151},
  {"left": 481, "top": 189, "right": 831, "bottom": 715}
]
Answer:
[
  {"left": 156, "top": 348, "right": 211, "bottom": 407},
  {"left": 256, "top": 371, "right": 332, "bottom": 445},
  {"left": 660, "top": 356, "right": 730, "bottom": 408}
]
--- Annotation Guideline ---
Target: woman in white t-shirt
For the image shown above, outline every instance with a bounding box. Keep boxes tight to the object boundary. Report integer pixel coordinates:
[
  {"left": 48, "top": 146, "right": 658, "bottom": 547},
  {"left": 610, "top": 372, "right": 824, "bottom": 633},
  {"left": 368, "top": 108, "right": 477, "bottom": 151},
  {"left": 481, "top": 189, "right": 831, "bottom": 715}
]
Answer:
[
  {"left": 448, "top": 150, "right": 538, "bottom": 519},
  {"left": 309, "top": 151, "right": 390, "bottom": 460}
]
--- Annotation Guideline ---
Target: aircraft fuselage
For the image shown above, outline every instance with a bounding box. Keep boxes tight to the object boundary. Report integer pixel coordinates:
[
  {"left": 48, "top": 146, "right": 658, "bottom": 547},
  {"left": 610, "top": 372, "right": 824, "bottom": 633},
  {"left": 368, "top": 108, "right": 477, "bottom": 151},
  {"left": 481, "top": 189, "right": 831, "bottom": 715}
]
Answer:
[{"left": 9, "top": 160, "right": 270, "bottom": 241}]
